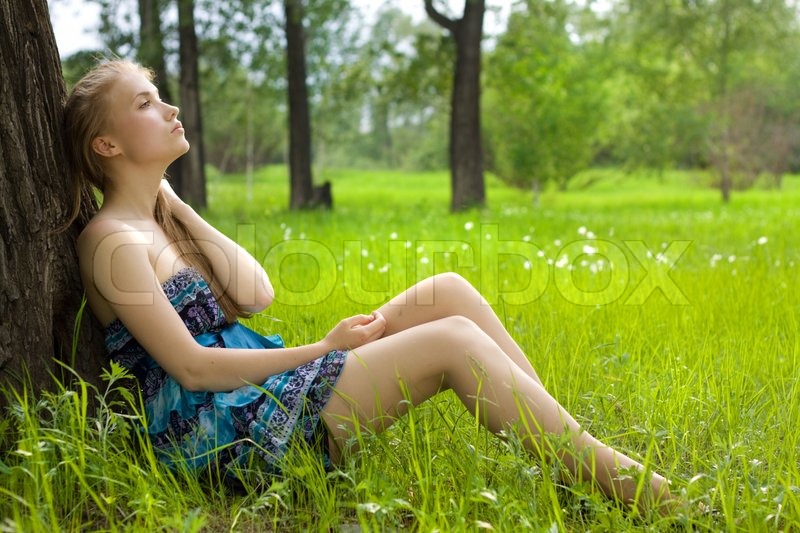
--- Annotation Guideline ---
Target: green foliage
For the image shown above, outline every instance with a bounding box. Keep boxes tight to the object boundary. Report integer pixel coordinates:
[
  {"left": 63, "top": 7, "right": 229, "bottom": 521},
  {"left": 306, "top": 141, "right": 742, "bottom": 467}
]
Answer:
[
  {"left": 612, "top": 0, "right": 800, "bottom": 190},
  {"left": 484, "top": 0, "right": 608, "bottom": 192},
  {"left": 314, "top": 5, "right": 453, "bottom": 171},
  {"left": 61, "top": 50, "right": 107, "bottom": 89}
]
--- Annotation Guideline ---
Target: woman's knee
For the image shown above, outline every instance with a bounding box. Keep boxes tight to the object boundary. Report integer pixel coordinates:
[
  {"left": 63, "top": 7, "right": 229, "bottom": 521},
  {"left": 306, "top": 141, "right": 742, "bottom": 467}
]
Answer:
[
  {"left": 432, "top": 272, "right": 474, "bottom": 293},
  {"left": 428, "top": 272, "right": 480, "bottom": 306}
]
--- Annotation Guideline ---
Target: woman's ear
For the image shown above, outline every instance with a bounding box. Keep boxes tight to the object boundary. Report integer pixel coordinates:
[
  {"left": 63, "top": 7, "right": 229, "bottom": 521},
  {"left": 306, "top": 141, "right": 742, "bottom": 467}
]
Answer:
[{"left": 92, "top": 136, "right": 120, "bottom": 158}]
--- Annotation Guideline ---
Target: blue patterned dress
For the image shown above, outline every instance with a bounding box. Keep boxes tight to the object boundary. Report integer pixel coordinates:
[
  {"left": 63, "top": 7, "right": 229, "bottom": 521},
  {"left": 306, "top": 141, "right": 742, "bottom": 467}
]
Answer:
[{"left": 104, "top": 267, "right": 348, "bottom": 474}]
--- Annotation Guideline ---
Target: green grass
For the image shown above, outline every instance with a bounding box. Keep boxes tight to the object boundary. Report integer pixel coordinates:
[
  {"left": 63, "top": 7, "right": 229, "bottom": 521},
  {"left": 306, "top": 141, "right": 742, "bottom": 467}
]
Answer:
[{"left": 3, "top": 166, "right": 799, "bottom": 531}]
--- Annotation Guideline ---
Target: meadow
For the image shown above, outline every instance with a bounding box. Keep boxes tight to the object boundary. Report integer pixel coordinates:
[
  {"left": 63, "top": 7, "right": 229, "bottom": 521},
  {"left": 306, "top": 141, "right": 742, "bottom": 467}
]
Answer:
[{"left": 2, "top": 166, "right": 799, "bottom": 531}]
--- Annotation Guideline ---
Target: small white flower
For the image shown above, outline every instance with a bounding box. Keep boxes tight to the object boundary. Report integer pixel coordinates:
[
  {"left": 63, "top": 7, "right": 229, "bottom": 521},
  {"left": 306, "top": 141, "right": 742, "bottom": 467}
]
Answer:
[
  {"left": 420, "top": 257, "right": 430, "bottom": 264},
  {"left": 582, "top": 245, "right": 597, "bottom": 255},
  {"left": 728, "top": 255, "right": 736, "bottom": 263},
  {"left": 523, "top": 261, "right": 531, "bottom": 270},
  {"left": 479, "top": 490, "right": 498, "bottom": 503},
  {"left": 554, "top": 239, "right": 562, "bottom": 247},
  {"left": 405, "top": 241, "right": 412, "bottom": 249},
  {"left": 416, "top": 245, "right": 425, "bottom": 253},
  {"left": 361, "top": 249, "right": 369, "bottom": 257},
  {"left": 390, "top": 232, "right": 398, "bottom": 240},
  {"left": 464, "top": 221, "right": 474, "bottom": 231},
  {"left": 523, "top": 235, "right": 531, "bottom": 242},
  {"left": 378, "top": 264, "right": 390, "bottom": 273},
  {"left": 358, "top": 502, "right": 382, "bottom": 514},
  {"left": 367, "top": 262, "right": 374, "bottom": 271},
  {"left": 485, "top": 233, "right": 492, "bottom": 240},
  {"left": 578, "top": 226, "right": 587, "bottom": 235},
  {"left": 757, "top": 236, "right": 768, "bottom": 245},
  {"left": 555, "top": 256, "right": 569, "bottom": 269},
  {"left": 586, "top": 231, "right": 596, "bottom": 239},
  {"left": 537, "top": 250, "right": 545, "bottom": 258}
]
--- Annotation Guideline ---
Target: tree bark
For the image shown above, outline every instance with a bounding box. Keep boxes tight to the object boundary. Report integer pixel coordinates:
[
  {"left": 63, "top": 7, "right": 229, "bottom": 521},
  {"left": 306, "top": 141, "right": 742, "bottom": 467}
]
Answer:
[
  {"left": 0, "top": 0, "right": 105, "bottom": 394},
  {"left": 425, "top": 0, "right": 486, "bottom": 211},
  {"left": 284, "top": 0, "right": 315, "bottom": 209},
  {"left": 178, "top": 0, "right": 207, "bottom": 209},
  {"left": 138, "top": 0, "right": 183, "bottom": 194}
]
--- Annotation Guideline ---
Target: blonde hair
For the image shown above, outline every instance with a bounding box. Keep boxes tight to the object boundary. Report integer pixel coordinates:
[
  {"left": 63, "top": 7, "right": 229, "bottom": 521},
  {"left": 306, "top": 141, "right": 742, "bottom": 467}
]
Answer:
[{"left": 63, "top": 59, "right": 242, "bottom": 322}]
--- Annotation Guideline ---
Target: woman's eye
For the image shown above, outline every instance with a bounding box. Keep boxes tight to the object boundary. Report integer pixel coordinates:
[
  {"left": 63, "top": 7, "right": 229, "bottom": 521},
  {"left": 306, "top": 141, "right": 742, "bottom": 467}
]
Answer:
[{"left": 139, "top": 100, "right": 151, "bottom": 109}]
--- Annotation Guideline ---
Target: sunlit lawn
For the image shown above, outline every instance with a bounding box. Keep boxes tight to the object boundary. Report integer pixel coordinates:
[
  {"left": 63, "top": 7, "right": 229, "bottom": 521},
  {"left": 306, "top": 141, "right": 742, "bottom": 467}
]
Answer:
[{"left": 2, "top": 165, "right": 798, "bottom": 531}]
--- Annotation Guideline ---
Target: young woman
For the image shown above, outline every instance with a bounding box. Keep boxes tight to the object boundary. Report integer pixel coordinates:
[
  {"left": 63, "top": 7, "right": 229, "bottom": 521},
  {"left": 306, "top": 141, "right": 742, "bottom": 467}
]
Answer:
[{"left": 64, "top": 60, "right": 674, "bottom": 512}]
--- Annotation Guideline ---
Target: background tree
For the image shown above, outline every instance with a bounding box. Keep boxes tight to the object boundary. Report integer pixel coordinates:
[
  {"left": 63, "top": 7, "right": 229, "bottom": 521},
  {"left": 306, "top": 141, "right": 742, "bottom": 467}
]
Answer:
[
  {"left": 284, "top": 0, "right": 317, "bottom": 208},
  {"left": 317, "top": 5, "right": 451, "bottom": 171},
  {"left": 619, "top": 0, "right": 798, "bottom": 201},
  {"left": 191, "top": 0, "right": 287, "bottom": 175},
  {"left": 484, "top": 0, "right": 608, "bottom": 204},
  {"left": 137, "top": 0, "right": 183, "bottom": 193},
  {"left": 425, "top": 0, "right": 486, "bottom": 211},
  {"left": 1, "top": 0, "right": 104, "bottom": 393},
  {"left": 283, "top": 0, "right": 313, "bottom": 209},
  {"left": 178, "top": 0, "right": 207, "bottom": 208}
]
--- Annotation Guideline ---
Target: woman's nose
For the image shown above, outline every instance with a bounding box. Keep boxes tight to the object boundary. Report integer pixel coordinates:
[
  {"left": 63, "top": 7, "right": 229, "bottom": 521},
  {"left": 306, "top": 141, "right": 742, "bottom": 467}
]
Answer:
[{"left": 165, "top": 103, "right": 179, "bottom": 119}]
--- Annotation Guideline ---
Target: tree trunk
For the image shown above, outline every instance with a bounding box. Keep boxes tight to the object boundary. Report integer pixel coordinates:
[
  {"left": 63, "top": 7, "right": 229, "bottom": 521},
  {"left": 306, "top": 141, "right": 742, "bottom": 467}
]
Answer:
[
  {"left": 717, "top": 0, "right": 732, "bottom": 204},
  {"left": 138, "top": 0, "right": 183, "bottom": 194},
  {"left": 425, "top": 0, "right": 486, "bottom": 211},
  {"left": 284, "top": 0, "right": 315, "bottom": 209},
  {"left": 0, "top": 0, "right": 105, "bottom": 395},
  {"left": 178, "top": 0, "right": 207, "bottom": 209}
]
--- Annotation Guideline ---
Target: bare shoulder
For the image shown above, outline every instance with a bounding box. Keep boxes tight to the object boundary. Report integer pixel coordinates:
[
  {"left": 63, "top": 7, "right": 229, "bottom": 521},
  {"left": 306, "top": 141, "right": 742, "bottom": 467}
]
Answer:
[
  {"left": 78, "top": 216, "right": 153, "bottom": 268},
  {"left": 77, "top": 216, "right": 159, "bottom": 322},
  {"left": 78, "top": 216, "right": 143, "bottom": 250}
]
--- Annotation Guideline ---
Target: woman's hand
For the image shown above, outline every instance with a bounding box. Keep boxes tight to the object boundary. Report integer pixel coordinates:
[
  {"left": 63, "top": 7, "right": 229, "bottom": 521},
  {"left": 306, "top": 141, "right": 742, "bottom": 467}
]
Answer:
[{"left": 324, "top": 311, "right": 387, "bottom": 350}]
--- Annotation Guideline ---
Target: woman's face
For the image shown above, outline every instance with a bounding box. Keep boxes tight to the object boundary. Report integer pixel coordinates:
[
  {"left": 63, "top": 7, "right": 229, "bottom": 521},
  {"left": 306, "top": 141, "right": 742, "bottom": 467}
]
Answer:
[{"left": 96, "top": 70, "right": 189, "bottom": 167}]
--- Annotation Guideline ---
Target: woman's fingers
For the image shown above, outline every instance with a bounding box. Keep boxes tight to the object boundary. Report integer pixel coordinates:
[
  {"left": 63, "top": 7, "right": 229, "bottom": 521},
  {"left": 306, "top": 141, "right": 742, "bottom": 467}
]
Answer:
[{"left": 345, "top": 312, "right": 386, "bottom": 346}]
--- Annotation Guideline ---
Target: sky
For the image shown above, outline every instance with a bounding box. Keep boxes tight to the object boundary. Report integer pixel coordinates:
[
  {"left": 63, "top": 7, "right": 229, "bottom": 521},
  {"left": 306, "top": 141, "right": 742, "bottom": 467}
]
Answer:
[
  {"left": 48, "top": 0, "right": 514, "bottom": 58},
  {"left": 49, "top": 0, "right": 103, "bottom": 56}
]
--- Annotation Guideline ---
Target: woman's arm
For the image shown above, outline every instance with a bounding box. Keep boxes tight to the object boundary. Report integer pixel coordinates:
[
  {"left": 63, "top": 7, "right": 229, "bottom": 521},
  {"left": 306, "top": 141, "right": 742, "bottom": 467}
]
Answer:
[
  {"left": 82, "top": 223, "right": 385, "bottom": 392},
  {"left": 160, "top": 179, "right": 274, "bottom": 313}
]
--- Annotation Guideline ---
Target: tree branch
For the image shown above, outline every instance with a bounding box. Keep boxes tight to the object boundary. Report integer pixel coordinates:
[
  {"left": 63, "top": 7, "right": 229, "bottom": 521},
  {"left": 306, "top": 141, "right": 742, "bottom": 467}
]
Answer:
[{"left": 424, "top": 0, "right": 456, "bottom": 32}]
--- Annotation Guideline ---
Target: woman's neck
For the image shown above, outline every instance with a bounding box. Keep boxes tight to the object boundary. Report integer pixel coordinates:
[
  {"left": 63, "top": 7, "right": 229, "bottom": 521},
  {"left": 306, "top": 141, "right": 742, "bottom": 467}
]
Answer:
[{"left": 100, "top": 164, "right": 165, "bottom": 219}]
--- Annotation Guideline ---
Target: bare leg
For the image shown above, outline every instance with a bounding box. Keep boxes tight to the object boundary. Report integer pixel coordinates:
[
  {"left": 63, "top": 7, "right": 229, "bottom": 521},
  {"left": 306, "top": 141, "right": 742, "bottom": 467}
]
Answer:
[
  {"left": 376, "top": 273, "right": 543, "bottom": 385},
  {"left": 321, "top": 316, "right": 672, "bottom": 511}
]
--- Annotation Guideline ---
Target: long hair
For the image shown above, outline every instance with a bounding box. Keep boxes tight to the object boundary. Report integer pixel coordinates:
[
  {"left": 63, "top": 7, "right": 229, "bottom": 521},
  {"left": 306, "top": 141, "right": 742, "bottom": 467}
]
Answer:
[{"left": 63, "top": 59, "right": 242, "bottom": 322}]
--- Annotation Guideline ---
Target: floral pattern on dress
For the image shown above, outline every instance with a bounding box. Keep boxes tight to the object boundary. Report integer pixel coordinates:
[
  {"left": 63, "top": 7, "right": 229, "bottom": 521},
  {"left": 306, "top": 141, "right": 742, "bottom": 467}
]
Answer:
[{"left": 104, "top": 267, "right": 347, "bottom": 474}]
